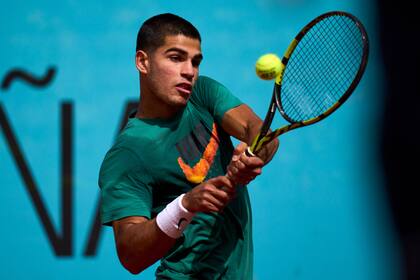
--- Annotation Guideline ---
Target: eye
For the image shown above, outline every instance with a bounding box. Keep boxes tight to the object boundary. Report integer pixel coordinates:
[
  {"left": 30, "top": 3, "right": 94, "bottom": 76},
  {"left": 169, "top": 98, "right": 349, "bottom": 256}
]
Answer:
[
  {"left": 169, "top": 55, "right": 182, "bottom": 62},
  {"left": 192, "top": 58, "right": 202, "bottom": 68}
]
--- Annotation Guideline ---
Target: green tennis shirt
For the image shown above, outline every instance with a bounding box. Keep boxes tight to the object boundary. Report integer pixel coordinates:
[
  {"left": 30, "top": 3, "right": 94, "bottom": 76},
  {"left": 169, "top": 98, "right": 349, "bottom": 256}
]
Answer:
[{"left": 98, "top": 76, "right": 253, "bottom": 279}]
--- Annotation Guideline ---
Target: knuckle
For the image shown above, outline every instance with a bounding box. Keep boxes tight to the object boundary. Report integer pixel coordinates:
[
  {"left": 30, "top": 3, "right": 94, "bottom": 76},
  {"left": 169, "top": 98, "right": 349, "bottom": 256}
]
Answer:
[{"left": 202, "top": 184, "right": 213, "bottom": 192}]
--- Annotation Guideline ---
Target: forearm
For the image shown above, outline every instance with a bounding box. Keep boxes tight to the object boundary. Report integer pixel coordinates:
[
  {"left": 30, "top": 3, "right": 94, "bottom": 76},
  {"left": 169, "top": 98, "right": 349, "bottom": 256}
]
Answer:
[
  {"left": 233, "top": 108, "right": 279, "bottom": 165},
  {"left": 246, "top": 120, "right": 279, "bottom": 165},
  {"left": 113, "top": 179, "right": 235, "bottom": 274},
  {"left": 114, "top": 218, "right": 176, "bottom": 274},
  {"left": 222, "top": 104, "right": 279, "bottom": 165}
]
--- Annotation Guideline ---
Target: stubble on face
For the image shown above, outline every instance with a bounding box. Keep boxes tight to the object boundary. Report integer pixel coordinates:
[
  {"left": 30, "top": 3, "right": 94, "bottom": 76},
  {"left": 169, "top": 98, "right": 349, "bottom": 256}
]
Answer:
[{"left": 140, "top": 35, "right": 203, "bottom": 119}]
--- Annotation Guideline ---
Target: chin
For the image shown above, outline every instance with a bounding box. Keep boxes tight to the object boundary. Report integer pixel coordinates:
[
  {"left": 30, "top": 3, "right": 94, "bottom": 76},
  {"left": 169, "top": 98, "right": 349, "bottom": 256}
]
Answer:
[
  {"left": 174, "top": 100, "right": 189, "bottom": 108},
  {"left": 173, "top": 95, "right": 190, "bottom": 106},
  {"left": 165, "top": 100, "right": 186, "bottom": 112}
]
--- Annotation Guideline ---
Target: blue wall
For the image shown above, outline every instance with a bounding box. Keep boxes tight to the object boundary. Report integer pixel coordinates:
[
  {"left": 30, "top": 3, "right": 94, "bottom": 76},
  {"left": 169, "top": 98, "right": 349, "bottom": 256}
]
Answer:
[{"left": 0, "top": 1, "right": 401, "bottom": 279}]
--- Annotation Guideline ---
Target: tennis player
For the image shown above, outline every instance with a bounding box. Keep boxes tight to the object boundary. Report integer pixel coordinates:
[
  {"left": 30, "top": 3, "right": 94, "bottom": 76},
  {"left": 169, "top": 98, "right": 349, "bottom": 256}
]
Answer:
[{"left": 98, "top": 13, "right": 278, "bottom": 279}]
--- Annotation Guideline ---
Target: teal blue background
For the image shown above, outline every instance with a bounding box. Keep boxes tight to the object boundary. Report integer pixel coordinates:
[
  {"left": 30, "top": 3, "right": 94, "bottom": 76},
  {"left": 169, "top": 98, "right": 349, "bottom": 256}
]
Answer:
[{"left": 0, "top": 0, "right": 401, "bottom": 279}]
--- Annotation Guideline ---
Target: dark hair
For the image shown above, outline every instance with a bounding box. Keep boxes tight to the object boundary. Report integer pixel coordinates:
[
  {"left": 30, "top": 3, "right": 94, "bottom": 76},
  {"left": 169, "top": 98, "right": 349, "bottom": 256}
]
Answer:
[{"left": 136, "top": 13, "right": 201, "bottom": 52}]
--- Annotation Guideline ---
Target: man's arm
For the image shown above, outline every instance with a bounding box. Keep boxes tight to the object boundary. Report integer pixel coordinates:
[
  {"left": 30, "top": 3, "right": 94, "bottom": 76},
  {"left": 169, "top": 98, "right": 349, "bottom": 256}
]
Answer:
[
  {"left": 112, "top": 105, "right": 276, "bottom": 274},
  {"left": 221, "top": 103, "right": 279, "bottom": 164},
  {"left": 221, "top": 104, "right": 279, "bottom": 185},
  {"left": 113, "top": 216, "right": 175, "bottom": 274},
  {"left": 112, "top": 176, "right": 235, "bottom": 274}
]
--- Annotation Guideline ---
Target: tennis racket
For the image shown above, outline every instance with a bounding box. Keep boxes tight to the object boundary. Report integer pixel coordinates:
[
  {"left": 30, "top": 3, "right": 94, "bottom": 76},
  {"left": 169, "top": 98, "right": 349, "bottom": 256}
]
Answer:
[{"left": 249, "top": 11, "right": 369, "bottom": 156}]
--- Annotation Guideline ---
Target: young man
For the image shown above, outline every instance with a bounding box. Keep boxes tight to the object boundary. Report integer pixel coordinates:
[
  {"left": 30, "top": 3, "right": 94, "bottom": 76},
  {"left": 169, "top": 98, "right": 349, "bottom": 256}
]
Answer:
[{"left": 99, "top": 13, "right": 278, "bottom": 279}]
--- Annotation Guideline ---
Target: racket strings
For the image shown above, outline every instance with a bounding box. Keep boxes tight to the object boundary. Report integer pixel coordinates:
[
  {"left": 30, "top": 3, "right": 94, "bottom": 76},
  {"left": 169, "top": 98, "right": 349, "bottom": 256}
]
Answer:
[
  {"left": 281, "top": 15, "right": 364, "bottom": 122},
  {"left": 291, "top": 19, "right": 359, "bottom": 116}
]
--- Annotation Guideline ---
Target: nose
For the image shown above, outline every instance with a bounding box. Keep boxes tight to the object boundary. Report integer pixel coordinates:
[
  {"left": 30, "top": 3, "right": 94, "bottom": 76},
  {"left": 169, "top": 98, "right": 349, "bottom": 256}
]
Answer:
[{"left": 181, "top": 61, "right": 195, "bottom": 81}]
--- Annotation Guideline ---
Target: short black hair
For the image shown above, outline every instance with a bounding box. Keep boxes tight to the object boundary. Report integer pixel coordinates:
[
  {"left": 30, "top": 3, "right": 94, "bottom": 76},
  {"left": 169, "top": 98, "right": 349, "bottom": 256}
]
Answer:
[{"left": 136, "top": 13, "right": 201, "bottom": 52}]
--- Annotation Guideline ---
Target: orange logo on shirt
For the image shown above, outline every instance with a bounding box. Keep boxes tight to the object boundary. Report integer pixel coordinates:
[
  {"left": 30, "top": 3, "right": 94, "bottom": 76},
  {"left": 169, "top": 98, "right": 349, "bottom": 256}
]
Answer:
[{"left": 177, "top": 123, "right": 219, "bottom": 184}]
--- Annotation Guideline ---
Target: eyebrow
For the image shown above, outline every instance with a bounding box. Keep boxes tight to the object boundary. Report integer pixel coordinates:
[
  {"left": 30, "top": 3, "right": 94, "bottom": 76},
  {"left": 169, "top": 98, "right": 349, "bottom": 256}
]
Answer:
[{"left": 165, "top": 47, "right": 203, "bottom": 61}]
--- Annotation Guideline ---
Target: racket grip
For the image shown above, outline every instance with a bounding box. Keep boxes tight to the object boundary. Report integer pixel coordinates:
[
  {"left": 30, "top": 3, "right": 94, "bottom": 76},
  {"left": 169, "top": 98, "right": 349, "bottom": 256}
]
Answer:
[
  {"left": 245, "top": 147, "right": 256, "bottom": 157},
  {"left": 226, "top": 147, "right": 253, "bottom": 184}
]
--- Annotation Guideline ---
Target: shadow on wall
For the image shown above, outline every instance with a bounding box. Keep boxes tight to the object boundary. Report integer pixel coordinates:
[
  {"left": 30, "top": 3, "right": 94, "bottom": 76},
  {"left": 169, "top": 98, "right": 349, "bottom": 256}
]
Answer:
[{"left": 378, "top": 1, "right": 420, "bottom": 280}]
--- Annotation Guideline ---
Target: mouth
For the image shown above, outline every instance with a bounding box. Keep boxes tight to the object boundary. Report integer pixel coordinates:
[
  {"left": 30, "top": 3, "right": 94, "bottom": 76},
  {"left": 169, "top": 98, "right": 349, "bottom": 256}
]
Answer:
[{"left": 175, "top": 82, "right": 193, "bottom": 96}]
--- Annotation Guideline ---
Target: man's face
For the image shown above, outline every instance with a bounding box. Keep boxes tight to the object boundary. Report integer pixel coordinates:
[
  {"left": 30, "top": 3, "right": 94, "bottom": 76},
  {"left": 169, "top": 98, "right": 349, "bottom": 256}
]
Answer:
[{"left": 145, "top": 35, "right": 203, "bottom": 112}]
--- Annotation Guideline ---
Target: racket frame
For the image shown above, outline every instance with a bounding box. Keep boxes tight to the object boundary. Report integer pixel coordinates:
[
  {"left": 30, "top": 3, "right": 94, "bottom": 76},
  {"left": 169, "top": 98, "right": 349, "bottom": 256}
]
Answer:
[{"left": 250, "top": 11, "right": 369, "bottom": 154}]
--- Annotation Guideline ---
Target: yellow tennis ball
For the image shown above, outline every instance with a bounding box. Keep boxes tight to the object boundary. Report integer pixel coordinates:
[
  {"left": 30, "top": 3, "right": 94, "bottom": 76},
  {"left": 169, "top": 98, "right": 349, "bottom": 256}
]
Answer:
[{"left": 255, "top": 53, "right": 281, "bottom": 80}]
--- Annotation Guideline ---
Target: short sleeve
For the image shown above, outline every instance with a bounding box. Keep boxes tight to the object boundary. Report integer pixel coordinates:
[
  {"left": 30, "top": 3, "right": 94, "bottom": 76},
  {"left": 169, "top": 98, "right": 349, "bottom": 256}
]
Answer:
[
  {"left": 98, "top": 146, "right": 153, "bottom": 226},
  {"left": 192, "top": 76, "right": 243, "bottom": 123}
]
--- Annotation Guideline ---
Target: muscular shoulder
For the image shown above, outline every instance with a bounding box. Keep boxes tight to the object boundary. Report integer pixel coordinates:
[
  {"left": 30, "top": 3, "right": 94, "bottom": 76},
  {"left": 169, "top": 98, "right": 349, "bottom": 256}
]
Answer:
[
  {"left": 191, "top": 75, "right": 228, "bottom": 102},
  {"left": 98, "top": 121, "right": 150, "bottom": 185},
  {"left": 191, "top": 76, "right": 242, "bottom": 123}
]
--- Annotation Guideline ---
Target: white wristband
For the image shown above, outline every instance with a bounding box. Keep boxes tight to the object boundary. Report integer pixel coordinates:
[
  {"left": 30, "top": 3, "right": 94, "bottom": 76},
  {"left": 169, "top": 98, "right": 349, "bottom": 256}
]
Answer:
[{"left": 156, "top": 194, "right": 195, "bottom": 239}]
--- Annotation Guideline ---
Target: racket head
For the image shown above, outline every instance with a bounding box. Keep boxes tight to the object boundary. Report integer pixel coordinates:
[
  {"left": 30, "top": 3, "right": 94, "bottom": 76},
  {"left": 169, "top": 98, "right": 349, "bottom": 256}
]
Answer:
[{"left": 276, "top": 11, "right": 369, "bottom": 125}]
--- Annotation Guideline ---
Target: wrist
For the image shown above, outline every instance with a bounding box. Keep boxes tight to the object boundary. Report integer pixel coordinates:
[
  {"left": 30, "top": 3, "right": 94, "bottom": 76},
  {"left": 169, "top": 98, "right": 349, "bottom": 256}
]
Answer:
[
  {"left": 156, "top": 194, "right": 195, "bottom": 239},
  {"left": 181, "top": 192, "right": 196, "bottom": 213}
]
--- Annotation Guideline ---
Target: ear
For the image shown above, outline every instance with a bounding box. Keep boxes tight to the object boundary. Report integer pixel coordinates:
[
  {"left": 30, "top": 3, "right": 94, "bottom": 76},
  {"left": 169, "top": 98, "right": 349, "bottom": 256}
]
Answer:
[{"left": 135, "top": 50, "right": 149, "bottom": 74}]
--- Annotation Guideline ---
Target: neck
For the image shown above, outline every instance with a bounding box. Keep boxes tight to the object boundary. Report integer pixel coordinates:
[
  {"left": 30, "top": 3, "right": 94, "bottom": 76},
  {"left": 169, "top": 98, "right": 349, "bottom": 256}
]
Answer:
[
  {"left": 135, "top": 86, "right": 181, "bottom": 120},
  {"left": 135, "top": 101, "right": 180, "bottom": 120}
]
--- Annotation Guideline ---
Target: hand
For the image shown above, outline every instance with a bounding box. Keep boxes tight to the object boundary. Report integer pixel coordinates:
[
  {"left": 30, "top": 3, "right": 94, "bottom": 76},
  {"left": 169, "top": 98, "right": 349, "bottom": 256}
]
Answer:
[
  {"left": 226, "top": 142, "right": 264, "bottom": 186},
  {"left": 182, "top": 176, "right": 235, "bottom": 213}
]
